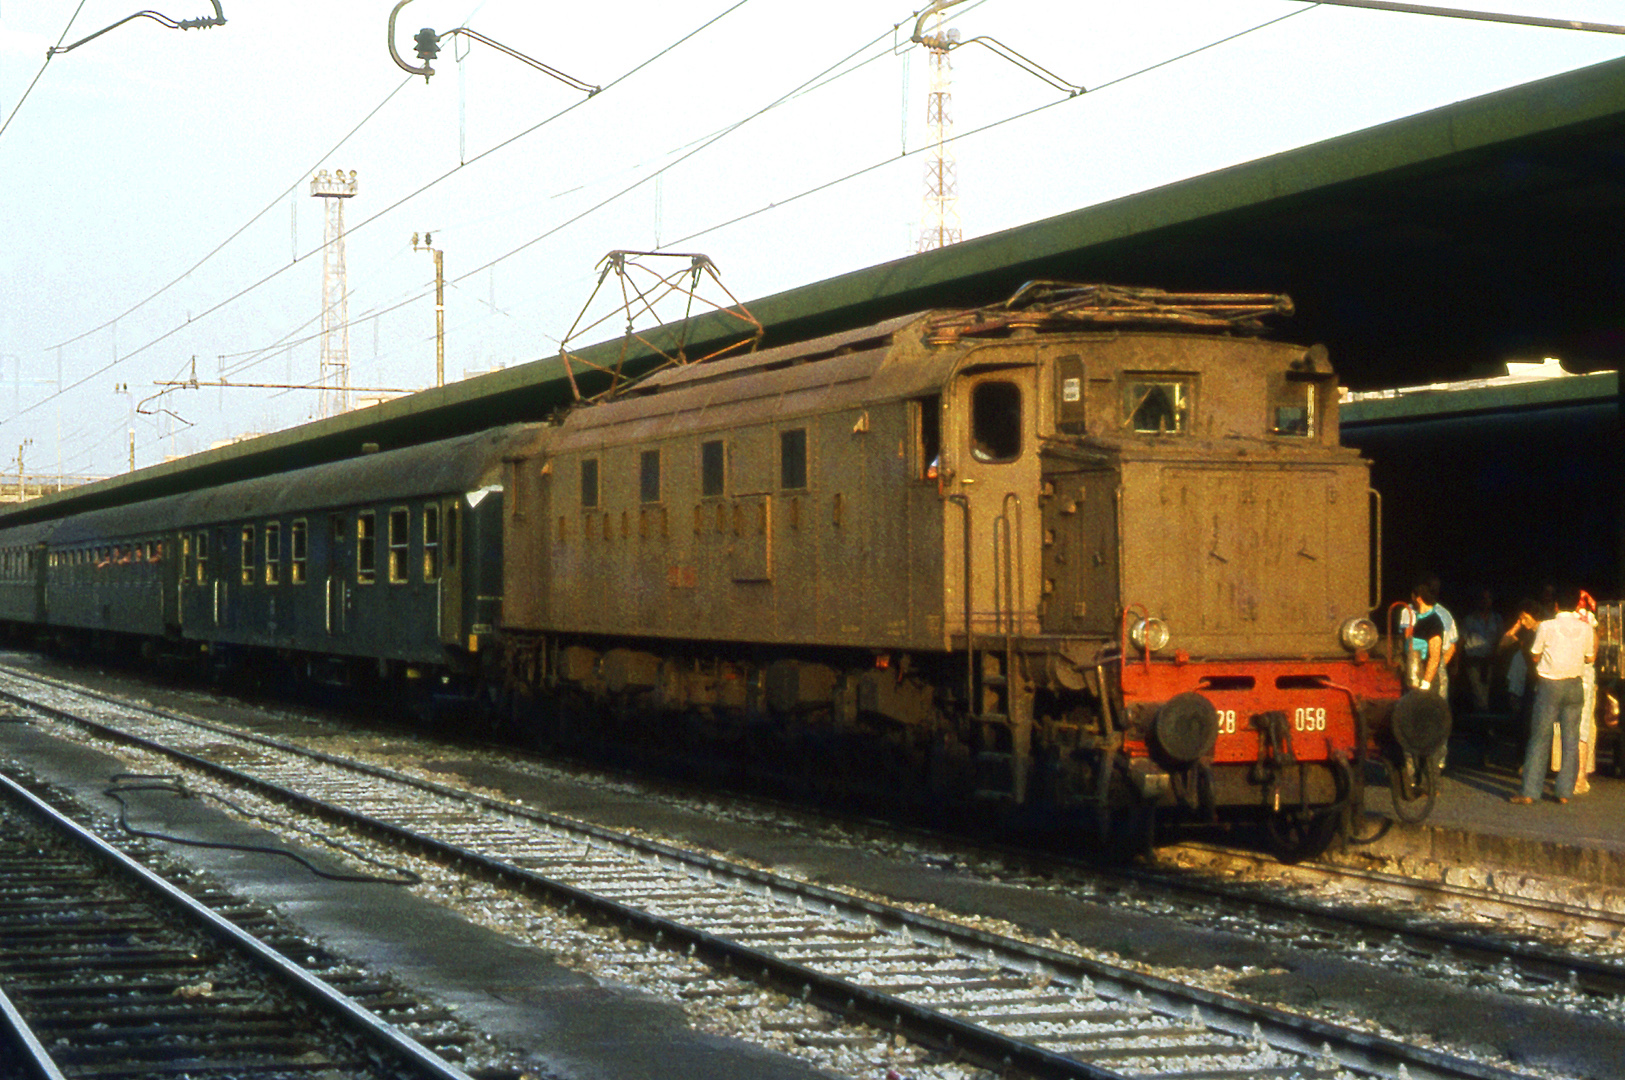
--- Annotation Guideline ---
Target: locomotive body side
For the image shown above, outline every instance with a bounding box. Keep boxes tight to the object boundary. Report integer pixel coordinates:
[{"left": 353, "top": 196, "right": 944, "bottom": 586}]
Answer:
[{"left": 500, "top": 297, "right": 1403, "bottom": 837}]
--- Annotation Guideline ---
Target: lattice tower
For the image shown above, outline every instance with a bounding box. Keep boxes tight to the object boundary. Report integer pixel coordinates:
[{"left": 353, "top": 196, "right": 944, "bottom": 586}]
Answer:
[
  {"left": 918, "top": 17, "right": 961, "bottom": 252},
  {"left": 311, "top": 169, "right": 358, "bottom": 418}
]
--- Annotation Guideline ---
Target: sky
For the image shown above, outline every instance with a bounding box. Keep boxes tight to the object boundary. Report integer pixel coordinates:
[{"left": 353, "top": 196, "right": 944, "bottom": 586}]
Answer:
[{"left": 1, "top": 1, "right": 1622, "bottom": 479}]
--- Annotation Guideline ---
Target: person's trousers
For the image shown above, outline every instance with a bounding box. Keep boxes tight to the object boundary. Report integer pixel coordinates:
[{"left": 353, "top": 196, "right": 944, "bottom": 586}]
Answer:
[{"left": 1521, "top": 675, "right": 1583, "bottom": 800}]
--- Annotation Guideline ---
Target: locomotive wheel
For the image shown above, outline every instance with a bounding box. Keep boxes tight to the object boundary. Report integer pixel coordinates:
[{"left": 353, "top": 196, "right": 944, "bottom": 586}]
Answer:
[
  {"left": 1389, "top": 752, "right": 1438, "bottom": 823},
  {"left": 1265, "top": 807, "right": 1340, "bottom": 863}
]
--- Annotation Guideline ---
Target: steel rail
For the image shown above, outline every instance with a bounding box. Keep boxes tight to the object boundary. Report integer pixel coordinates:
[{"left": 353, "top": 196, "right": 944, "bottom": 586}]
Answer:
[
  {"left": 0, "top": 768, "right": 474, "bottom": 1080},
  {"left": 0, "top": 669, "right": 1538, "bottom": 1080},
  {"left": 0, "top": 985, "right": 68, "bottom": 1080},
  {"left": 1149, "top": 841, "right": 1625, "bottom": 994}
]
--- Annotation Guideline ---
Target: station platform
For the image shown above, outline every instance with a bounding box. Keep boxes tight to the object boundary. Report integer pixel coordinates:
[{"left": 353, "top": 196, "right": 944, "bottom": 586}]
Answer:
[{"left": 1355, "top": 722, "right": 1625, "bottom": 896}]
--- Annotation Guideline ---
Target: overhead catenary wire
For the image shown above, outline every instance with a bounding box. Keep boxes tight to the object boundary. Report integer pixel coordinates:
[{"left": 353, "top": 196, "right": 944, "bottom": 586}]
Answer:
[
  {"left": 666, "top": 5, "right": 1319, "bottom": 249},
  {"left": 8, "top": 0, "right": 760, "bottom": 430},
  {"left": 48, "top": 75, "right": 418, "bottom": 352},
  {"left": 26, "top": 1, "right": 1617, "bottom": 463},
  {"left": 0, "top": 1, "right": 91, "bottom": 145},
  {"left": 162, "top": 3, "right": 1315, "bottom": 389},
  {"left": 163, "top": 1, "right": 888, "bottom": 388}
]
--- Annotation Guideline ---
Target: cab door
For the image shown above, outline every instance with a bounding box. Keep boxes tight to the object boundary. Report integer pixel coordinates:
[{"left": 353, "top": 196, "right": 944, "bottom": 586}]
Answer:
[{"left": 946, "top": 366, "right": 1041, "bottom": 638}]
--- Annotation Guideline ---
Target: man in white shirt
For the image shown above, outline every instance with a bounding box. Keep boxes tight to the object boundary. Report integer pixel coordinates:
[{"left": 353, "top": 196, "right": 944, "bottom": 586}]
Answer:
[{"left": 1510, "top": 587, "right": 1596, "bottom": 804}]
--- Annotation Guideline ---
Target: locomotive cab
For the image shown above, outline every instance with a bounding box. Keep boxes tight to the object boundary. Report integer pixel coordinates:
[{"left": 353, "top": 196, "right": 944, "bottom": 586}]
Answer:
[{"left": 921, "top": 287, "right": 1402, "bottom": 849}]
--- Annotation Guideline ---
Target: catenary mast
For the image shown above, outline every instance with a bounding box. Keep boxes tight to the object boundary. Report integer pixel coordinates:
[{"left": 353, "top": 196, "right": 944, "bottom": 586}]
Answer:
[{"left": 311, "top": 169, "right": 358, "bottom": 418}]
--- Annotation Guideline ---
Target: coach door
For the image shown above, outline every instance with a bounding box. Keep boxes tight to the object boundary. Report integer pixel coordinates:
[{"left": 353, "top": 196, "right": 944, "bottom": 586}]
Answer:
[
  {"left": 438, "top": 499, "right": 463, "bottom": 644},
  {"left": 162, "top": 530, "right": 182, "bottom": 634},
  {"left": 325, "top": 512, "right": 348, "bottom": 636},
  {"left": 949, "top": 366, "right": 1041, "bottom": 638}
]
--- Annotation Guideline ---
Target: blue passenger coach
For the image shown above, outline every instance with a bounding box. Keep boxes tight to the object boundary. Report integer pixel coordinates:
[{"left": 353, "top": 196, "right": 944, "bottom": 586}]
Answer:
[{"left": 0, "top": 425, "right": 535, "bottom": 690}]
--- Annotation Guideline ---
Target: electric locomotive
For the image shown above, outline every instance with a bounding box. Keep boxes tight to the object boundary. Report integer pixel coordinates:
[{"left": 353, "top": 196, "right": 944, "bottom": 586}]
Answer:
[{"left": 495, "top": 283, "right": 1418, "bottom": 848}]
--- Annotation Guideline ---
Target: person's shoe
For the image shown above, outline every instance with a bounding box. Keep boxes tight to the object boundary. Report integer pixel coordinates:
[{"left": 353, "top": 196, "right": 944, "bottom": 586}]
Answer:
[
  {"left": 1508, "top": 795, "right": 1534, "bottom": 804},
  {"left": 1557, "top": 797, "right": 1569, "bottom": 804},
  {"left": 1575, "top": 779, "right": 1591, "bottom": 794}
]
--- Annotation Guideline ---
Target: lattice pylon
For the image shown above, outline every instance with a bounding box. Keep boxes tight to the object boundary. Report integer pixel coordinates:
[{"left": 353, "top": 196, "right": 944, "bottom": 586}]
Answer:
[
  {"left": 918, "top": 24, "right": 961, "bottom": 253},
  {"left": 311, "top": 169, "right": 359, "bottom": 418}
]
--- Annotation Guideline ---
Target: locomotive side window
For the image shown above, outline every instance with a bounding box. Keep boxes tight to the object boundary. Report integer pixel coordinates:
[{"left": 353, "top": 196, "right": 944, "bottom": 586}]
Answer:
[
  {"left": 580, "top": 458, "right": 599, "bottom": 509},
  {"left": 423, "top": 506, "right": 441, "bottom": 581},
  {"left": 1269, "top": 381, "right": 1315, "bottom": 437},
  {"left": 780, "top": 428, "right": 808, "bottom": 490},
  {"left": 701, "top": 440, "right": 725, "bottom": 498},
  {"left": 388, "top": 508, "right": 409, "bottom": 583},
  {"left": 915, "top": 397, "right": 941, "bottom": 479},
  {"left": 240, "top": 526, "right": 255, "bottom": 585},
  {"left": 970, "top": 381, "right": 1022, "bottom": 463},
  {"left": 264, "top": 523, "right": 281, "bottom": 585},
  {"left": 1122, "top": 377, "right": 1190, "bottom": 435},
  {"left": 357, "top": 512, "right": 377, "bottom": 584},
  {"left": 640, "top": 450, "right": 661, "bottom": 504},
  {"left": 290, "top": 519, "right": 308, "bottom": 584}
]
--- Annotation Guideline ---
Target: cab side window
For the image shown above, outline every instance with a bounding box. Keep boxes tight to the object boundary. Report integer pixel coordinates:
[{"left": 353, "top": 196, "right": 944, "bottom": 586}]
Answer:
[
  {"left": 1269, "top": 379, "right": 1315, "bottom": 437},
  {"left": 970, "top": 381, "right": 1022, "bottom": 462},
  {"left": 1122, "top": 377, "right": 1190, "bottom": 435}
]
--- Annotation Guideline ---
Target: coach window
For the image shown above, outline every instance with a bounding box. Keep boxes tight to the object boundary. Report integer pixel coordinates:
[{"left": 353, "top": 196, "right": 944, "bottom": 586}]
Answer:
[
  {"left": 780, "top": 428, "right": 808, "bottom": 490},
  {"left": 388, "top": 508, "right": 409, "bottom": 584},
  {"left": 196, "top": 532, "right": 209, "bottom": 583},
  {"left": 640, "top": 450, "right": 661, "bottom": 504},
  {"left": 1122, "top": 376, "right": 1190, "bottom": 435},
  {"left": 290, "top": 520, "right": 308, "bottom": 584},
  {"left": 357, "top": 512, "right": 377, "bottom": 584},
  {"left": 581, "top": 458, "right": 599, "bottom": 509},
  {"left": 423, "top": 505, "right": 441, "bottom": 582},
  {"left": 701, "top": 440, "right": 725, "bottom": 498},
  {"left": 240, "top": 526, "right": 255, "bottom": 585},
  {"left": 970, "top": 381, "right": 1022, "bottom": 463},
  {"left": 264, "top": 523, "right": 281, "bottom": 585}
]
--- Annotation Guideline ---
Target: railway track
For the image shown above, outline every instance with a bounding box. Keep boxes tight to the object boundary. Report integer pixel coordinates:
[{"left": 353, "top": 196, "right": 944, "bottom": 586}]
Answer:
[
  {"left": 0, "top": 766, "right": 476, "bottom": 1080},
  {"left": 0, "top": 665, "right": 1556, "bottom": 1080}
]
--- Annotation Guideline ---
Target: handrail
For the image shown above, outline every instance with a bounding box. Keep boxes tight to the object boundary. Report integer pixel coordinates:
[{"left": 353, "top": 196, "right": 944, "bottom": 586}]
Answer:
[{"left": 1368, "top": 487, "right": 1382, "bottom": 614}]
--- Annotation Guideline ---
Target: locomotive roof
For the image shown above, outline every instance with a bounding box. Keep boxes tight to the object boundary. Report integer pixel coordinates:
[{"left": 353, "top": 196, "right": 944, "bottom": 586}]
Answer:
[
  {"left": 608, "top": 285, "right": 1293, "bottom": 402},
  {"left": 36, "top": 425, "right": 536, "bottom": 543}
]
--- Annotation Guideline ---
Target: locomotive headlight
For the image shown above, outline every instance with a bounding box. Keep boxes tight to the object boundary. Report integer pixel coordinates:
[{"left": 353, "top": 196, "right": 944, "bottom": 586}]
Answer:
[
  {"left": 1129, "top": 616, "right": 1170, "bottom": 652},
  {"left": 1340, "top": 616, "right": 1379, "bottom": 652}
]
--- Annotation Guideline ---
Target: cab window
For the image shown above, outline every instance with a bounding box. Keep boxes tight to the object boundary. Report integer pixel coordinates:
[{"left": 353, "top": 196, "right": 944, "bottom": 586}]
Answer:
[
  {"left": 970, "top": 381, "right": 1022, "bottom": 463},
  {"left": 1269, "top": 381, "right": 1315, "bottom": 437},
  {"left": 1123, "top": 377, "right": 1190, "bottom": 435}
]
